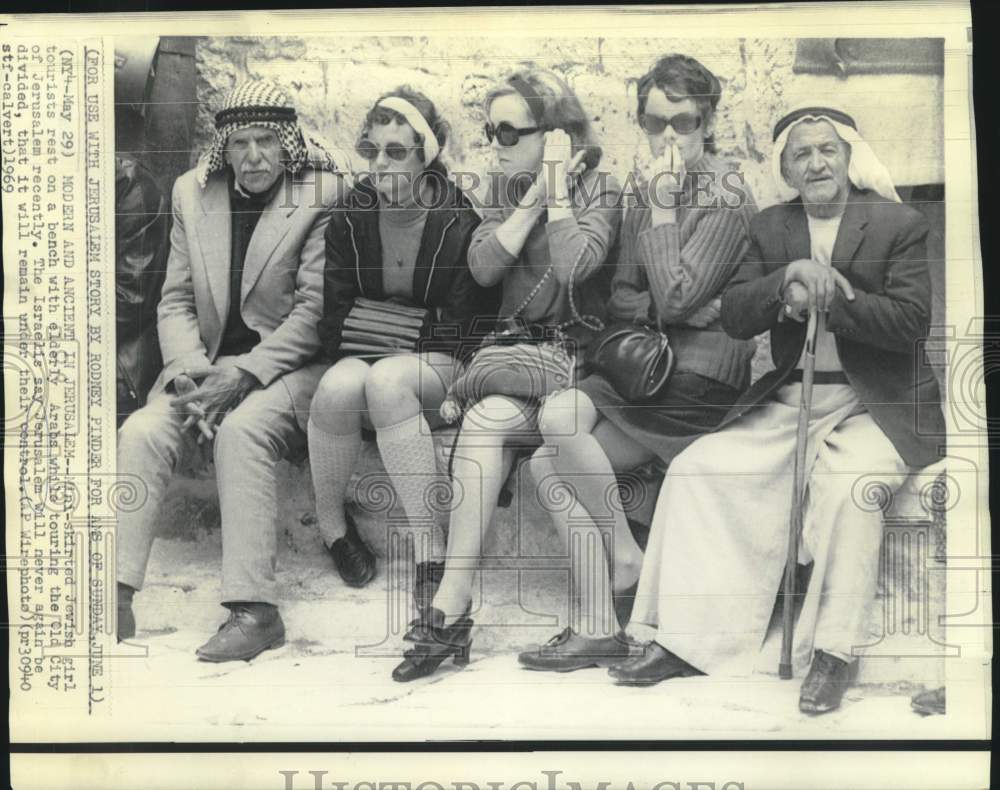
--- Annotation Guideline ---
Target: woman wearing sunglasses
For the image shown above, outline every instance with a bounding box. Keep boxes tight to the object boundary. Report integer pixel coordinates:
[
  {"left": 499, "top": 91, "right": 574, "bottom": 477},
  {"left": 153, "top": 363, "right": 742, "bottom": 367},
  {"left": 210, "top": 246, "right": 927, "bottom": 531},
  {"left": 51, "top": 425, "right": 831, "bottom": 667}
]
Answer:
[
  {"left": 310, "top": 86, "right": 498, "bottom": 593},
  {"left": 519, "top": 54, "right": 759, "bottom": 674},
  {"left": 391, "top": 68, "right": 622, "bottom": 682}
]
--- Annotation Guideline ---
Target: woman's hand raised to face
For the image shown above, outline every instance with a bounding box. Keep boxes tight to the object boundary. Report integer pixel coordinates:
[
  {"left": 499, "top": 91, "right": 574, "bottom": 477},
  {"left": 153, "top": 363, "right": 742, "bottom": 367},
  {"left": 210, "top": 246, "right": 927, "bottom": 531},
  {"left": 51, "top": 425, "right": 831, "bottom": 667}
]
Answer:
[
  {"left": 516, "top": 130, "right": 588, "bottom": 212},
  {"left": 542, "top": 129, "right": 574, "bottom": 175},
  {"left": 539, "top": 130, "right": 588, "bottom": 210},
  {"left": 651, "top": 143, "right": 687, "bottom": 211}
]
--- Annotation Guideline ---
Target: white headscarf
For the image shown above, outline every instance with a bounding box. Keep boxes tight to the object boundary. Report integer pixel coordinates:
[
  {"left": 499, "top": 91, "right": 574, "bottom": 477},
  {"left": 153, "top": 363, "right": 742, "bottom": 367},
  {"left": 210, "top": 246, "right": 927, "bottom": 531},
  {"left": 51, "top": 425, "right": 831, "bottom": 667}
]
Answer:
[{"left": 771, "top": 104, "right": 901, "bottom": 204}]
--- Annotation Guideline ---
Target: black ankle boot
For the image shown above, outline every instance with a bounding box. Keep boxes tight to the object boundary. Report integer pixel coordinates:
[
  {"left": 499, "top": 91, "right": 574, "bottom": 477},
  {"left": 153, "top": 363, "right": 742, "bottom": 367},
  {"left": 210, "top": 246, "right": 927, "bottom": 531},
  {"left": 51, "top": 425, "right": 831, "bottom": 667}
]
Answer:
[
  {"left": 413, "top": 560, "right": 445, "bottom": 615},
  {"left": 392, "top": 606, "right": 473, "bottom": 682}
]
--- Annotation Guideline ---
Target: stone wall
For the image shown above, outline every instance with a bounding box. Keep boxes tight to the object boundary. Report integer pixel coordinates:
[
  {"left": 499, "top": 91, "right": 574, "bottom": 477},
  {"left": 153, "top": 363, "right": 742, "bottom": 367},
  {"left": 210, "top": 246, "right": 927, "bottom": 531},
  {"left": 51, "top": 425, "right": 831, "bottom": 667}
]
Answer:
[{"left": 193, "top": 35, "right": 943, "bottom": 211}]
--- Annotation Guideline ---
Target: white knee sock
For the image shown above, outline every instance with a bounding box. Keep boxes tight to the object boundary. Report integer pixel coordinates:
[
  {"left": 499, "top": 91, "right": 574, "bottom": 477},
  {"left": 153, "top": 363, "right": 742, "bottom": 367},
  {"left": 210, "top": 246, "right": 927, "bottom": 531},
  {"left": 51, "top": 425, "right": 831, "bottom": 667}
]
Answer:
[
  {"left": 308, "top": 417, "right": 363, "bottom": 546},
  {"left": 376, "top": 414, "right": 447, "bottom": 561}
]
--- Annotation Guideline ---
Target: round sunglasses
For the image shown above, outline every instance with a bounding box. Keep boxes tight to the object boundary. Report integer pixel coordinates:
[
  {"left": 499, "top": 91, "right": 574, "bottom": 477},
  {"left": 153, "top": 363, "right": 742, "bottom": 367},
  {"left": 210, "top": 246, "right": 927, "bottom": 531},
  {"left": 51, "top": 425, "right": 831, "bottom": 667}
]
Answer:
[
  {"left": 638, "top": 111, "right": 702, "bottom": 136},
  {"left": 356, "top": 138, "right": 417, "bottom": 162},
  {"left": 484, "top": 121, "right": 543, "bottom": 147}
]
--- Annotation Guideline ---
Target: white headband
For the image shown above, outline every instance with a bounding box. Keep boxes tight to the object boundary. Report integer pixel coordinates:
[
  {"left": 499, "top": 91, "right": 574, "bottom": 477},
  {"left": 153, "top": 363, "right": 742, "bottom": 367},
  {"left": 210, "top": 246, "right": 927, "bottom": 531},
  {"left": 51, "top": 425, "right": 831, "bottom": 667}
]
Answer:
[
  {"left": 377, "top": 96, "right": 440, "bottom": 163},
  {"left": 772, "top": 114, "right": 901, "bottom": 205}
]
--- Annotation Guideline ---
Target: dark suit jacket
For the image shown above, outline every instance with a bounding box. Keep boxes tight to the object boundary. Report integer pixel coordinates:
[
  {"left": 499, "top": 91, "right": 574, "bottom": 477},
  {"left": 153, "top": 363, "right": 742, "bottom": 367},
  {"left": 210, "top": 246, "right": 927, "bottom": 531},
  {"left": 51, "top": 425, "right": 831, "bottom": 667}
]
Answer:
[{"left": 719, "top": 187, "right": 944, "bottom": 468}]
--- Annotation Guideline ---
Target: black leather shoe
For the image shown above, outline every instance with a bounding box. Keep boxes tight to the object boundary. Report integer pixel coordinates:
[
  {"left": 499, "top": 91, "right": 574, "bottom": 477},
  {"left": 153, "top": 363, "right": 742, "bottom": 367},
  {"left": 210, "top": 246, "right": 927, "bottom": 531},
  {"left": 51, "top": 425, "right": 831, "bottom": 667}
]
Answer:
[
  {"left": 518, "top": 627, "right": 637, "bottom": 672},
  {"left": 799, "top": 650, "right": 852, "bottom": 714},
  {"left": 392, "top": 606, "right": 473, "bottom": 682},
  {"left": 607, "top": 640, "right": 703, "bottom": 686},
  {"left": 117, "top": 583, "right": 136, "bottom": 642},
  {"left": 327, "top": 513, "right": 376, "bottom": 588},
  {"left": 911, "top": 686, "right": 945, "bottom": 716},
  {"left": 910, "top": 686, "right": 945, "bottom": 716},
  {"left": 413, "top": 560, "right": 445, "bottom": 615},
  {"left": 196, "top": 603, "right": 285, "bottom": 662}
]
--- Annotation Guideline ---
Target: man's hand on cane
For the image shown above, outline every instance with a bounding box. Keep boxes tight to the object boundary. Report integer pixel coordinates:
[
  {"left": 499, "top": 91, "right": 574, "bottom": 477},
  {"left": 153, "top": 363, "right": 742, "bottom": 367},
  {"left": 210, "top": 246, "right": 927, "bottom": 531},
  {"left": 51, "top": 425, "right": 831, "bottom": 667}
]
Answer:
[{"left": 782, "top": 259, "right": 856, "bottom": 320}]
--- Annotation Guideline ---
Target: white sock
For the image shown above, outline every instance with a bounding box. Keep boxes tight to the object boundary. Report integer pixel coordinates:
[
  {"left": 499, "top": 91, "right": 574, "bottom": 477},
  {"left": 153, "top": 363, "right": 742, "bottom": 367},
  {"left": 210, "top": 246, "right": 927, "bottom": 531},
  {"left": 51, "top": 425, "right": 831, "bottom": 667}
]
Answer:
[
  {"left": 376, "top": 413, "right": 447, "bottom": 561},
  {"left": 307, "top": 417, "right": 362, "bottom": 545}
]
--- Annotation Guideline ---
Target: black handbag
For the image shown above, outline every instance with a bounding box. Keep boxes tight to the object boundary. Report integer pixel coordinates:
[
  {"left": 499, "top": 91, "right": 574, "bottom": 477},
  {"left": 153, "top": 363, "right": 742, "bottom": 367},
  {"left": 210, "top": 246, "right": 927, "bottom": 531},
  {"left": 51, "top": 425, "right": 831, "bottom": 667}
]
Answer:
[{"left": 585, "top": 320, "right": 676, "bottom": 402}]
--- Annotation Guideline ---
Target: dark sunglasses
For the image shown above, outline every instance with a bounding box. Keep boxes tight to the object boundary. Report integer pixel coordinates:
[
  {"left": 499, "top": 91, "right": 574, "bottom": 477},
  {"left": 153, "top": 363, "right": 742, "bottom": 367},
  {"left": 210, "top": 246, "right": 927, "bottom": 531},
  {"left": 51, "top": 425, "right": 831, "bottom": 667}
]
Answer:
[
  {"left": 356, "top": 138, "right": 416, "bottom": 162},
  {"left": 484, "top": 121, "right": 542, "bottom": 147},
  {"left": 638, "top": 111, "right": 702, "bottom": 136}
]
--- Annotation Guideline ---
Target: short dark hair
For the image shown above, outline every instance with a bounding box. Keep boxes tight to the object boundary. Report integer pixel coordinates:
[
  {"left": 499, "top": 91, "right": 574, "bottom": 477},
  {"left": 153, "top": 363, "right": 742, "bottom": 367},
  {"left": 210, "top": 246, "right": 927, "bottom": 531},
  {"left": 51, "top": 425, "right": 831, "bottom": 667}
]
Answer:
[
  {"left": 358, "top": 85, "right": 450, "bottom": 175},
  {"left": 635, "top": 54, "right": 722, "bottom": 153}
]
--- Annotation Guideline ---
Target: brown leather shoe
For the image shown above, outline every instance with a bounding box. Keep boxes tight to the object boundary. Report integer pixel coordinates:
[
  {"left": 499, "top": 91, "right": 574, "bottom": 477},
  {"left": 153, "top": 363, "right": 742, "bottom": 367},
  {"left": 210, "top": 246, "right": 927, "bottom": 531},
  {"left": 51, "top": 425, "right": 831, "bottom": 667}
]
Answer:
[
  {"left": 518, "top": 627, "right": 637, "bottom": 672},
  {"left": 799, "top": 650, "right": 852, "bottom": 714},
  {"left": 607, "top": 640, "right": 703, "bottom": 686},
  {"left": 196, "top": 603, "right": 285, "bottom": 662}
]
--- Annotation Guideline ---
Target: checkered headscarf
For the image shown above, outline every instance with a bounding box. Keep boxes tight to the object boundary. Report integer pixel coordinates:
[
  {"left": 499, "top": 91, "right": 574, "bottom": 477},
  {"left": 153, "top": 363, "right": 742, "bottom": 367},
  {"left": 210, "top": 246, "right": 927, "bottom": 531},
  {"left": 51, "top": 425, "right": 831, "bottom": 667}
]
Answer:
[{"left": 195, "top": 78, "right": 343, "bottom": 188}]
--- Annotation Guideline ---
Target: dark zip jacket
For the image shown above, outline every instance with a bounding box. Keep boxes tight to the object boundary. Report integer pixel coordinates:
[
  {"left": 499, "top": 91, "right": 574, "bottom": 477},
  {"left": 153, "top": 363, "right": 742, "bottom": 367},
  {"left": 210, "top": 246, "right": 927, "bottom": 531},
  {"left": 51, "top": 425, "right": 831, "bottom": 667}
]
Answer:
[
  {"left": 318, "top": 175, "right": 500, "bottom": 362},
  {"left": 115, "top": 155, "right": 169, "bottom": 424}
]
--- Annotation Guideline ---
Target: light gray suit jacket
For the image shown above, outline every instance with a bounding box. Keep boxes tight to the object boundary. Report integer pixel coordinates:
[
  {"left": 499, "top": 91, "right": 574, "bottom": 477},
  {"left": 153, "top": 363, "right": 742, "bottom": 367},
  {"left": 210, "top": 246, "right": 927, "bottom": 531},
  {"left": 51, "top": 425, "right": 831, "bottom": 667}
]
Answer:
[{"left": 152, "top": 165, "right": 343, "bottom": 429}]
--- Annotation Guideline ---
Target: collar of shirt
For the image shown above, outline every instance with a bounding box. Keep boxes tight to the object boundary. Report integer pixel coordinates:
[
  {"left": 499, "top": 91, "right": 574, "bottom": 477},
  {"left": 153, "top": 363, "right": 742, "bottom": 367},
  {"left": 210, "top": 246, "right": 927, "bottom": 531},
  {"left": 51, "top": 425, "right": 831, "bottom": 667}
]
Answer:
[{"left": 228, "top": 168, "right": 284, "bottom": 210}]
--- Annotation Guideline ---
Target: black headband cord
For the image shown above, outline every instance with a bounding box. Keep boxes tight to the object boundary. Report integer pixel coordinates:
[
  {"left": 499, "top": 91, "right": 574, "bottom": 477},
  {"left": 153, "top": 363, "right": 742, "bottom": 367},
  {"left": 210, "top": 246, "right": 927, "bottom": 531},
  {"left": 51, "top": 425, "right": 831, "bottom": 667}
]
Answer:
[
  {"left": 508, "top": 75, "right": 546, "bottom": 128},
  {"left": 772, "top": 106, "right": 857, "bottom": 142}
]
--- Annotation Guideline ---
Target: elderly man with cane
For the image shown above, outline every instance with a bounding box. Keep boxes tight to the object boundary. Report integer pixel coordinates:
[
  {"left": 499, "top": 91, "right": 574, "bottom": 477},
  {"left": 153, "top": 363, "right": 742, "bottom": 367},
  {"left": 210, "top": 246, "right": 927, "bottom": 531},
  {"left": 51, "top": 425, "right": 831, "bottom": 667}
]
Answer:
[
  {"left": 607, "top": 103, "right": 945, "bottom": 715},
  {"left": 115, "top": 79, "right": 346, "bottom": 661}
]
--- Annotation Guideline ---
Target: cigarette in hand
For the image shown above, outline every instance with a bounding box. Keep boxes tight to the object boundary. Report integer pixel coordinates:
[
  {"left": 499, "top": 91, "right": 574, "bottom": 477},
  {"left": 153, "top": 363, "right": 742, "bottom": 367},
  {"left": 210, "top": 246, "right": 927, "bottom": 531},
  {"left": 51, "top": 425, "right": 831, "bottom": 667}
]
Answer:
[{"left": 195, "top": 418, "right": 215, "bottom": 443}]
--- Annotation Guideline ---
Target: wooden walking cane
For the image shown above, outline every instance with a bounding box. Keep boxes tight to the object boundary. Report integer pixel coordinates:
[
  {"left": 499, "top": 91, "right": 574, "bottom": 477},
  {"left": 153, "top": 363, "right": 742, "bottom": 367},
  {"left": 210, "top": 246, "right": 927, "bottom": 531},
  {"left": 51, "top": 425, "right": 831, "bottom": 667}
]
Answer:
[{"left": 779, "top": 308, "right": 823, "bottom": 680}]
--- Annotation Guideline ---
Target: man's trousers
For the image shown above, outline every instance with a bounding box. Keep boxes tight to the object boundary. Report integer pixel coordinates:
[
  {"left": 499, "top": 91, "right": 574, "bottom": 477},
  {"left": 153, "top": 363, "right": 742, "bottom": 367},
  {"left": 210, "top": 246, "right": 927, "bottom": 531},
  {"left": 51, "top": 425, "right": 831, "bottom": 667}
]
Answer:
[{"left": 116, "top": 373, "right": 305, "bottom": 606}]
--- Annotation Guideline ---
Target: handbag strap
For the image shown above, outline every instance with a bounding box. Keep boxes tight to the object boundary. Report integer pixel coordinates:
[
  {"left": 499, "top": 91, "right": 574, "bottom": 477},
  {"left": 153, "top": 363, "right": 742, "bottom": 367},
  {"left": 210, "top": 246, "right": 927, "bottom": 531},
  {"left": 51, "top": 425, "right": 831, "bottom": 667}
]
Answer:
[
  {"left": 507, "top": 262, "right": 554, "bottom": 321},
  {"left": 500, "top": 225, "right": 606, "bottom": 335},
  {"left": 563, "top": 240, "right": 605, "bottom": 333}
]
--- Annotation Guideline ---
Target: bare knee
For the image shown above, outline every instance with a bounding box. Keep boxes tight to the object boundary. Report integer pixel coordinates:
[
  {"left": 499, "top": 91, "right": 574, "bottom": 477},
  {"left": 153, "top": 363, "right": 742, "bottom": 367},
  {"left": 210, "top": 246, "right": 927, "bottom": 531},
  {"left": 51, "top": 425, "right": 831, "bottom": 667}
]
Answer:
[
  {"left": 460, "top": 396, "right": 525, "bottom": 437},
  {"left": 365, "top": 357, "right": 421, "bottom": 425},
  {"left": 309, "top": 359, "right": 369, "bottom": 431},
  {"left": 538, "top": 389, "right": 590, "bottom": 443}
]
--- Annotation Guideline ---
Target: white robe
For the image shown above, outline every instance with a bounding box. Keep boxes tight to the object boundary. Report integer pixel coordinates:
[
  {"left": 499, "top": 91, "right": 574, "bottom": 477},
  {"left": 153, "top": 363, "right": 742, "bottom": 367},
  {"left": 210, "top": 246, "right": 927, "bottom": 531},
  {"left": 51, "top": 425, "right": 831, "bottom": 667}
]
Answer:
[{"left": 629, "top": 382, "right": 911, "bottom": 677}]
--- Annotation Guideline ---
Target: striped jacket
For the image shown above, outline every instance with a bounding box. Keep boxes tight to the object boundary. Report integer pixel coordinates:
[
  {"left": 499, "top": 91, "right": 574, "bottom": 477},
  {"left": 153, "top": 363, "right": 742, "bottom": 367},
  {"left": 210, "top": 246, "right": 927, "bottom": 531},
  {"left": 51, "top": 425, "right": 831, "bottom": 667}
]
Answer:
[{"left": 608, "top": 153, "right": 758, "bottom": 391}]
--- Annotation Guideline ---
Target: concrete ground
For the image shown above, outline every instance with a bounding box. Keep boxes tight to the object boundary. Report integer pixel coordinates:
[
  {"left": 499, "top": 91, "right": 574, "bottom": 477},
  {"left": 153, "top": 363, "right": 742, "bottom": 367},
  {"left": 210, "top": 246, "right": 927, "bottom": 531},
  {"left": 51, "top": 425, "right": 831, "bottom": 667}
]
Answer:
[{"left": 108, "top": 522, "right": 952, "bottom": 742}]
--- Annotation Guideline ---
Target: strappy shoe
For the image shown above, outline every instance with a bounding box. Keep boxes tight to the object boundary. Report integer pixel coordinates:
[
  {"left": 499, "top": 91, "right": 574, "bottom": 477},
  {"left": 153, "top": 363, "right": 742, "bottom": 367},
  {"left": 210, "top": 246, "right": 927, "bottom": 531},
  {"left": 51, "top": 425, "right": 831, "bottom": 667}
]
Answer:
[{"left": 392, "top": 606, "right": 473, "bottom": 683}]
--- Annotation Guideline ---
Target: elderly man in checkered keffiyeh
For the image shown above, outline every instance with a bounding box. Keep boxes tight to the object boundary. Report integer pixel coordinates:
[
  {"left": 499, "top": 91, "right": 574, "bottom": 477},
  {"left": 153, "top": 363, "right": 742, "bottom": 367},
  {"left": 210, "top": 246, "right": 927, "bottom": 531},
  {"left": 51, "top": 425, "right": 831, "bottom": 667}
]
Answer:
[{"left": 116, "top": 78, "right": 348, "bottom": 662}]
